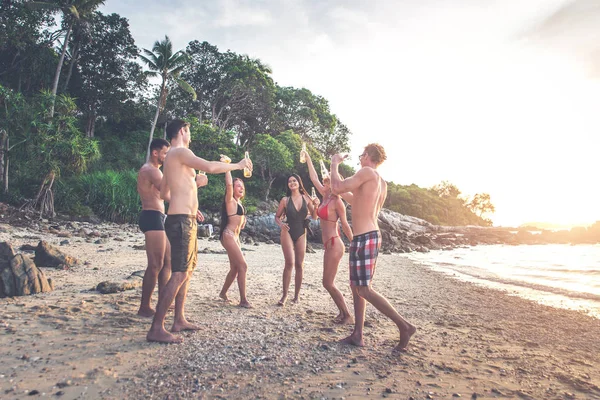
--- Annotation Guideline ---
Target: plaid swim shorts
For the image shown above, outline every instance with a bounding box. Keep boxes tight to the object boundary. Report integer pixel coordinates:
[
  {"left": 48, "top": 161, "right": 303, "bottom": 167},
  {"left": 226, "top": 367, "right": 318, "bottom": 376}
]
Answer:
[{"left": 349, "top": 230, "right": 381, "bottom": 286}]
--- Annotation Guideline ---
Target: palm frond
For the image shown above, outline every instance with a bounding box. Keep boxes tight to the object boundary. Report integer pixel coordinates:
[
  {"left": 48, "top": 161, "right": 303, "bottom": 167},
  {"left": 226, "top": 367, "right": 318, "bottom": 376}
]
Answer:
[
  {"left": 25, "top": 1, "right": 60, "bottom": 11},
  {"left": 169, "top": 65, "right": 185, "bottom": 77},
  {"left": 142, "top": 48, "right": 157, "bottom": 59},
  {"left": 139, "top": 54, "right": 158, "bottom": 70},
  {"left": 174, "top": 78, "right": 197, "bottom": 101},
  {"left": 169, "top": 52, "right": 189, "bottom": 68},
  {"left": 164, "top": 36, "right": 173, "bottom": 57},
  {"left": 80, "top": 0, "right": 106, "bottom": 13},
  {"left": 68, "top": 5, "right": 80, "bottom": 19},
  {"left": 152, "top": 39, "right": 168, "bottom": 56}
]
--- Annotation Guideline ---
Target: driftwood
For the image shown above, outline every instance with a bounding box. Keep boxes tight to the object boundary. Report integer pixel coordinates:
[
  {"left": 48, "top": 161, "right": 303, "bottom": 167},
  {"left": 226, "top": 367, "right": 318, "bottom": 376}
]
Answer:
[{"left": 20, "top": 171, "right": 56, "bottom": 218}]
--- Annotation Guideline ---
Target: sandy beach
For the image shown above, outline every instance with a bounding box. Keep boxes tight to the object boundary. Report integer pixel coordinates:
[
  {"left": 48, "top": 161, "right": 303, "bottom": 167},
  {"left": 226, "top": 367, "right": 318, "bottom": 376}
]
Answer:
[{"left": 1, "top": 222, "right": 600, "bottom": 400}]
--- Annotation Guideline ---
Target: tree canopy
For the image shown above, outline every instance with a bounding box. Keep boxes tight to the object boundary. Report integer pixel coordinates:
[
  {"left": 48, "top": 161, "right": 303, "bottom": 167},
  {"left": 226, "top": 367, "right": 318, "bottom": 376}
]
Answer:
[{"left": 0, "top": 4, "right": 494, "bottom": 226}]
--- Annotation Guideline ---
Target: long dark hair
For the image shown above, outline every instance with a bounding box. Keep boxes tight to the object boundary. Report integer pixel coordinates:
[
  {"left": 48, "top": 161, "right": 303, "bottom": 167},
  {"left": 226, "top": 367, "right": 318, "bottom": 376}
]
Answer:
[
  {"left": 285, "top": 173, "right": 307, "bottom": 197},
  {"left": 219, "top": 178, "right": 244, "bottom": 240}
]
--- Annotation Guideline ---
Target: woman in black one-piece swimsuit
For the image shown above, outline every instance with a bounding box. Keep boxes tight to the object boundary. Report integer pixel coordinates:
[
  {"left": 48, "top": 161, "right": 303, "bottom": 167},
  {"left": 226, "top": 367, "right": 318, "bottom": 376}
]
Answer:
[{"left": 275, "top": 174, "right": 318, "bottom": 306}]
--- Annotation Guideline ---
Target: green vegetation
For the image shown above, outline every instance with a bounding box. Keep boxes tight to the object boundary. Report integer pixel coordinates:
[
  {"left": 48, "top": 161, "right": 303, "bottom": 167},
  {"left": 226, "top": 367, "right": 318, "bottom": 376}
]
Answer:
[
  {"left": 55, "top": 170, "right": 139, "bottom": 222},
  {"left": 0, "top": 1, "right": 493, "bottom": 226},
  {"left": 386, "top": 181, "right": 493, "bottom": 226}
]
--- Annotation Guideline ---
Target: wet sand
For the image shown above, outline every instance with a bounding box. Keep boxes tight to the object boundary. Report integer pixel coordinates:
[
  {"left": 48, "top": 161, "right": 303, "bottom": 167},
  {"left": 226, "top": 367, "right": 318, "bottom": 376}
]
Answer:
[{"left": 1, "top": 222, "right": 600, "bottom": 399}]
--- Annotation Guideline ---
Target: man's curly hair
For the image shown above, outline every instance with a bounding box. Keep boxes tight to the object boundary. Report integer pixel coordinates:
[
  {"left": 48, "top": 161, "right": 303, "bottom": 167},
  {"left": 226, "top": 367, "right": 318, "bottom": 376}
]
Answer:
[{"left": 364, "top": 143, "right": 387, "bottom": 167}]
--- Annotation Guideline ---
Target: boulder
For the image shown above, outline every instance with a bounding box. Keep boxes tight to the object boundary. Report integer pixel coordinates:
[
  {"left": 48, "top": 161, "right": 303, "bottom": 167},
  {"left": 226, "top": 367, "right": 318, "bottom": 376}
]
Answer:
[
  {"left": 0, "top": 241, "right": 54, "bottom": 297},
  {"left": 96, "top": 280, "right": 141, "bottom": 294},
  {"left": 34, "top": 241, "right": 80, "bottom": 269},
  {"left": 0, "top": 241, "right": 15, "bottom": 259},
  {"left": 197, "top": 224, "right": 214, "bottom": 238}
]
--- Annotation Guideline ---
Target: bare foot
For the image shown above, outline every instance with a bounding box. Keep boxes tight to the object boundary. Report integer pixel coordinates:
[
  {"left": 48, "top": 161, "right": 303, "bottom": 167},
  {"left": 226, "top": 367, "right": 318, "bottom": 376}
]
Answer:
[
  {"left": 239, "top": 301, "right": 253, "bottom": 309},
  {"left": 171, "top": 320, "right": 202, "bottom": 333},
  {"left": 219, "top": 293, "right": 230, "bottom": 302},
  {"left": 339, "top": 334, "right": 364, "bottom": 347},
  {"left": 137, "top": 307, "right": 155, "bottom": 318},
  {"left": 291, "top": 297, "right": 299, "bottom": 304},
  {"left": 278, "top": 295, "right": 287, "bottom": 306},
  {"left": 333, "top": 314, "right": 355, "bottom": 325},
  {"left": 147, "top": 328, "right": 183, "bottom": 344},
  {"left": 394, "top": 324, "right": 417, "bottom": 353}
]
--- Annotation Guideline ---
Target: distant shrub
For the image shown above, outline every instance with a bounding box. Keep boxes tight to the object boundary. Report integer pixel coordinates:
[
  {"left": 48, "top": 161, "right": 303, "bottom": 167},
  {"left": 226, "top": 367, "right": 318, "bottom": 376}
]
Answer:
[{"left": 55, "top": 170, "right": 140, "bottom": 222}]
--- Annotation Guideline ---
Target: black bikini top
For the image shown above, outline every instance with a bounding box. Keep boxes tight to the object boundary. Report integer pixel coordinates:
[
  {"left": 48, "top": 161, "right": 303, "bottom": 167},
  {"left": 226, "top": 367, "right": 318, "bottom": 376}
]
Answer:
[{"left": 227, "top": 202, "right": 245, "bottom": 217}]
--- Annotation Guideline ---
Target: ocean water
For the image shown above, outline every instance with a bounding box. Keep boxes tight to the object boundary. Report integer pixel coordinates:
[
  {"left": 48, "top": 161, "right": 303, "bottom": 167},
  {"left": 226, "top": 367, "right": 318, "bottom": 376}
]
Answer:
[{"left": 406, "top": 244, "right": 600, "bottom": 319}]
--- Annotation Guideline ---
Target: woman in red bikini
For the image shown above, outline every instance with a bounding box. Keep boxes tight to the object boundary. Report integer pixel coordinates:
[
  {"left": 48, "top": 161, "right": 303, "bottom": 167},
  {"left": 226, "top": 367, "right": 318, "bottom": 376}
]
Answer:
[{"left": 302, "top": 149, "right": 354, "bottom": 324}]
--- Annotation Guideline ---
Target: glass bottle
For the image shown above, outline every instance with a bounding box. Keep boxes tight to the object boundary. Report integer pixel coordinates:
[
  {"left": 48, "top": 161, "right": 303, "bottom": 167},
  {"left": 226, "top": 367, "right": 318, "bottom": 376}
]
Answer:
[
  {"left": 243, "top": 151, "right": 252, "bottom": 178},
  {"left": 319, "top": 160, "right": 329, "bottom": 180}
]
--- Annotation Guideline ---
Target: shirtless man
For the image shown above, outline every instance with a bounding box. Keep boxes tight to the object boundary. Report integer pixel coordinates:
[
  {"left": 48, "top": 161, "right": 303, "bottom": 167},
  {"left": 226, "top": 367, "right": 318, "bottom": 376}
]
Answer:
[
  {"left": 147, "top": 119, "right": 252, "bottom": 344},
  {"left": 137, "top": 138, "right": 171, "bottom": 317},
  {"left": 331, "top": 143, "right": 416, "bottom": 352}
]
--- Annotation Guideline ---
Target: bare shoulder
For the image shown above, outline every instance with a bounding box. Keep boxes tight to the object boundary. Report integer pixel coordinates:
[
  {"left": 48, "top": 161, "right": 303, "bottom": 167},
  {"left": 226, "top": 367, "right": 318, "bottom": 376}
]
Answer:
[
  {"left": 138, "top": 163, "right": 154, "bottom": 177},
  {"left": 359, "top": 166, "right": 378, "bottom": 177},
  {"left": 167, "top": 147, "right": 192, "bottom": 158},
  {"left": 356, "top": 166, "right": 379, "bottom": 183}
]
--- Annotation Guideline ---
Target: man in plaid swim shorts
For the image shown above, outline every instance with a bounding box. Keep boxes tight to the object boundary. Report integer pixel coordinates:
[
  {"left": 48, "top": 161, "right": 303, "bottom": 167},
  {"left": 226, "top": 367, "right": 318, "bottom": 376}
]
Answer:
[
  {"left": 349, "top": 230, "right": 381, "bottom": 286},
  {"left": 331, "top": 143, "right": 417, "bottom": 352}
]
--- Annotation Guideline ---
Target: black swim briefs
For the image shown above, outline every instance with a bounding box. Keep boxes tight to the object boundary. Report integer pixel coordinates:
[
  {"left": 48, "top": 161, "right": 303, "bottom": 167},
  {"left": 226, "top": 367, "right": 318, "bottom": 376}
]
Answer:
[{"left": 138, "top": 210, "right": 166, "bottom": 233}]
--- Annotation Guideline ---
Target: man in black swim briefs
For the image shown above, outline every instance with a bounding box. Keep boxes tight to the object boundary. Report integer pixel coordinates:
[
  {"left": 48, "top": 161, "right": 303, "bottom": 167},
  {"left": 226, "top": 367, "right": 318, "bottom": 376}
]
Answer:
[{"left": 136, "top": 138, "right": 172, "bottom": 317}]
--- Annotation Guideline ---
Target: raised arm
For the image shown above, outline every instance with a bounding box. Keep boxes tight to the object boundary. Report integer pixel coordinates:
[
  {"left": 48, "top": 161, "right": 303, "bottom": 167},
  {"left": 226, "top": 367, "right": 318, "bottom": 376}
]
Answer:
[
  {"left": 302, "top": 150, "right": 325, "bottom": 196},
  {"left": 340, "top": 192, "right": 354, "bottom": 205},
  {"left": 222, "top": 154, "right": 235, "bottom": 204},
  {"left": 331, "top": 154, "right": 373, "bottom": 195},
  {"left": 224, "top": 171, "right": 234, "bottom": 202},
  {"left": 336, "top": 197, "right": 353, "bottom": 242},
  {"left": 180, "top": 148, "right": 252, "bottom": 174}
]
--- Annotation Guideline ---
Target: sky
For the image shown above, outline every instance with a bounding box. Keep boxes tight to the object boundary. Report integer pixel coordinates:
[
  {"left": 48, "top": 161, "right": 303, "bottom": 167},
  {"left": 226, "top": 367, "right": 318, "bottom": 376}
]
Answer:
[{"left": 101, "top": 0, "right": 600, "bottom": 227}]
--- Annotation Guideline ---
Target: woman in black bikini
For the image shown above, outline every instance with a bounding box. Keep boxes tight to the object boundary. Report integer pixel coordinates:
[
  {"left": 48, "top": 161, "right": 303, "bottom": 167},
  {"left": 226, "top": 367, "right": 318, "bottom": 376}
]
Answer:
[
  {"left": 302, "top": 150, "right": 354, "bottom": 323},
  {"left": 275, "top": 173, "right": 318, "bottom": 306},
  {"left": 219, "top": 156, "right": 252, "bottom": 308}
]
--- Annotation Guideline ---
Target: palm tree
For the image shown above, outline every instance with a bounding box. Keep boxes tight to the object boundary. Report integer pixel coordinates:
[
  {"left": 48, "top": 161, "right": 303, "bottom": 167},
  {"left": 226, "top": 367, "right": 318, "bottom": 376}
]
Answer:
[
  {"left": 140, "top": 36, "right": 197, "bottom": 161},
  {"left": 28, "top": 0, "right": 105, "bottom": 117}
]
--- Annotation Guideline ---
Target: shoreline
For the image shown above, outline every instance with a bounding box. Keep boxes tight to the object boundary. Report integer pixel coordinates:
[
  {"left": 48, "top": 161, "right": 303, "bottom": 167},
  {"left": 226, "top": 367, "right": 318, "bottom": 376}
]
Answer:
[
  {"left": 1, "top": 222, "right": 600, "bottom": 399},
  {"left": 408, "top": 244, "right": 600, "bottom": 320}
]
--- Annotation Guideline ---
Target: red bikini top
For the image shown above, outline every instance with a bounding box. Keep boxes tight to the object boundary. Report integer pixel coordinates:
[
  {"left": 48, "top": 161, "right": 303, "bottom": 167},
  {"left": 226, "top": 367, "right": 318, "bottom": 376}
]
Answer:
[{"left": 318, "top": 197, "right": 338, "bottom": 222}]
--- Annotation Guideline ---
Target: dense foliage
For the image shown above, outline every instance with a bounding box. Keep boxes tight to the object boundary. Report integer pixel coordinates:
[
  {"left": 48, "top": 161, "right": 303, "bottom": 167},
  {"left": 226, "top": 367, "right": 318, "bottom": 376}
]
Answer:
[
  {"left": 0, "top": 0, "right": 493, "bottom": 226},
  {"left": 386, "top": 181, "right": 493, "bottom": 226}
]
